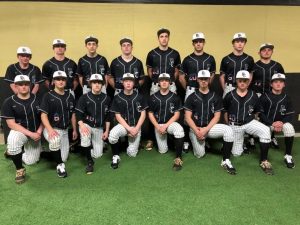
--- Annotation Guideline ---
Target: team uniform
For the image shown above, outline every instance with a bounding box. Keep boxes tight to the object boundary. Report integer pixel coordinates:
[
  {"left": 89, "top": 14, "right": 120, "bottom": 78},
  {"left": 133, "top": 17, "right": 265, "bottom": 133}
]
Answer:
[
  {"left": 146, "top": 47, "right": 181, "bottom": 94},
  {"left": 259, "top": 77, "right": 295, "bottom": 168},
  {"left": 1, "top": 94, "right": 42, "bottom": 165},
  {"left": 77, "top": 54, "right": 109, "bottom": 94},
  {"left": 76, "top": 91, "right": 111, "bottom": 158},
  {"left": 180, "top": 53, "right": 216, "bottom": 100},
  {"left": 148, "top": 91, "right": 184, "bottom": 154},
  {"left": 5, "top": 63, "right": 43, "bottom": 92},
  {"left": 110, "top": 56, "right": 144, "bottom": 95},
  {"left": 251, "top": 60, "right": 284, "bottom": 95},
  {"left": 40, "top": 90, "right": 75, "bottom": 162},
  {"left": 42, "top": 57, "right": 77, "bottom": 91},
  {"left": 220, "top": 53, "right": 254, "bottom": 97},
  {"left": 109, "top": 90, "right": 148, "bottom": 158}
]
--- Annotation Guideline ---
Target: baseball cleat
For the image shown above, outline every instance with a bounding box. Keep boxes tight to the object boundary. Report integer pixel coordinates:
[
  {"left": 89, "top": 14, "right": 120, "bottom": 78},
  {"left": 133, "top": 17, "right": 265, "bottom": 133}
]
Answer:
[
  {"left": 173, "top": 157, "right": 183, "bottom": 171},
  {"left": 56, "top": 163, "right": 68, "bottom": 178},
  {"left": 86, "top": 160, "right": 94, "bottom": 174},
  {"left": 260, "top": 160, "right": 274, "bottom": 175},
  {"left": 271, "top": 137, "right": 279, "bottom": 149},
  {"left": 15, "top": 168, "right": 26, "bottom": 184},
  {"left": 145, "top": 140, "right": 153, "bottom": 151},
  {"left": 221, "top": 159, "right": 236, "bottom": 175},
  {"left": 111, "top": 155, "right": 120, "bottom": 169},
  {"left": 284, "top": 154, "right": 295, "bottom": 169}
]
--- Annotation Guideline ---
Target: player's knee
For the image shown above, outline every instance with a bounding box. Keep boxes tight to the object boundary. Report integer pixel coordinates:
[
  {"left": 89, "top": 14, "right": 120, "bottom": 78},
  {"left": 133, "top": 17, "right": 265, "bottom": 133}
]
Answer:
[
  {"left": 158, "top": 147, "right": 168, "bottom": 154},
  {"left": 223, "top": 126, "right": 234, "bottom": 142},
  {"left": 193, "top": 150, "right": 205, "bottom": 158},
  {"left": 23, "top": 156, "right": 39, "bottom": 165},
  {"left": 258, "top": 126, "right": 271, "bottom": 142},
  {"left": 283, "top": 123, "right": 295, "bottom": 137},
  {"left": 80, "top": 136, "right": 91, "bottom": 147},
  {"left": 127, "top": 148, "right": 138, "bottom": 157},
  {"left": 174, "top": 130, "right": 184, "bottom": 139},
  {"left": 91, "top": 149, "right": 103, "bottom": 159}
]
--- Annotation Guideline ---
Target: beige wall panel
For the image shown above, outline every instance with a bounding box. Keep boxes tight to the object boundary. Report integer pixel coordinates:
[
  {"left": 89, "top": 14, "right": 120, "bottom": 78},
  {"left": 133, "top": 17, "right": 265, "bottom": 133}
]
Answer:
[{"left": 0, "top": 2, "right": 299, "bottom": 76}]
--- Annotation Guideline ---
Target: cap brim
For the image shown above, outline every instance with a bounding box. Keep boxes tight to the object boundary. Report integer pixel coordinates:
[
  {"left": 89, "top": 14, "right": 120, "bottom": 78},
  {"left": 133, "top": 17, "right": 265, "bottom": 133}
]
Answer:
[{"left": 260, "top": 45, "right": 274, "bottom": 51}]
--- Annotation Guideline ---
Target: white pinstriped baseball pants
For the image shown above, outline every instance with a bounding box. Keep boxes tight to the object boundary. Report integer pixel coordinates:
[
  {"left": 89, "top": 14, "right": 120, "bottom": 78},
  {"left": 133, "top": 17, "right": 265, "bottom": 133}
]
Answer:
[
  {"left": 43, "top": 128, "right": 70, "bottom": 162},
  {"left": 155, "top": 122, "right": 185, "bottom": 154},
  {"left": 189, "top": 124, "right": 234, "bottom": 158},
  {"left": 150, "top": 82, "right": 176, "bottom": 95},
  {"left": 230, "top": 119, "right": 271, "bottom": 156},
  {"left": 79, "top": 123, "right": 104, "bottom": 158},
  {"left": 7, "top": 130, "right": 41, "bottom": 165},
  {"left": 108, "top": 124, "right": 141, "bottom": 157},
  {"left": 271, "top": 122, "right": 295, "bottom": 137}
]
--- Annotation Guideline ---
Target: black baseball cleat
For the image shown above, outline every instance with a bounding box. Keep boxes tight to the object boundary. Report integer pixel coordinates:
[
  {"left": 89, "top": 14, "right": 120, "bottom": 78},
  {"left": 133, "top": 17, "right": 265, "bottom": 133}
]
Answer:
[
  {"left": 173, "top": 157, "right": 183, "bottom": 171},
  {"left": 221, "top": 159, "right": 236, "bottom": 175},
  {"left": 111, "top": 155, "right": 120, "bottom": 169},
  {"left": 15, "top": 168, "right": 26, "bottom": 184},
  {"left": 56, "top": 163, "right": 68, "bottom": 178},
  {"left": 86, "top": 160, "right": 94, "bottom": 174},
  {"left": 260, "top": 160, "right": 274, "bottom": 175},
  {"left": 271, "top": 137, "right": 280, "bottom": 149},
  {"left": 284, "top": 155, "right": 295, "bottom": 169}
]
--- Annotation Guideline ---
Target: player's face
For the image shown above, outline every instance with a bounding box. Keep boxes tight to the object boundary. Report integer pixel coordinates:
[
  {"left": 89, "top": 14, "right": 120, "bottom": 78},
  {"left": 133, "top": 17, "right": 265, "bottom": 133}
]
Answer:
[
  {"left": 271, "top": 80, "right": 285, "bottom": 92},
  {"left": 259, "top": 48, "right": 273, "bottom": 60},
  {"left": 121, "top": 42, "right": 133, "bottom": 56},
  {"left": 197, "top": 78, "right": 210, "bottom": 88},
  {"left": 90, "top": 81, "right": 103, "bottom": 93},
  {"left": 15, "top": 82, "right": 30, "bottom": 95},
  {"left": 17, "top": 54, "right": 31, "bottom": 65},
  {"left": 158, "top": 33, "right": 169, "bottom": 48},
  {"left": 233, "top": 40, "right": 246, "bottom": 52},
  {"left": 159, "top": 79, "right": 170, "bottom": 89},
  {"left": 236, "top": 78, "right": 250, "bottom": 90},
  {"left": 53, "top": 77, "right": 67, "bottom": 89},
  {"left": 86, "top": 42, "right": 98, "bottom": 54},
  {"left": 123, "top": 79, "right": 134, "bottom": 91},
  {"left": 53, "top": 45, "right": 66, "bottom": 56},
  {"left": 193, "top": 40, "right": 205, "bottom": 52}
]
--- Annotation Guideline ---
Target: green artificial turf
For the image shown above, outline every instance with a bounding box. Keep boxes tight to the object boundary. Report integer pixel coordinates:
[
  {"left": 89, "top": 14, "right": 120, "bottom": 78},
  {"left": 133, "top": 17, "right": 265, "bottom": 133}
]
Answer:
[{"left": 1, "top": 138, "right": 300, "bottom": 225}]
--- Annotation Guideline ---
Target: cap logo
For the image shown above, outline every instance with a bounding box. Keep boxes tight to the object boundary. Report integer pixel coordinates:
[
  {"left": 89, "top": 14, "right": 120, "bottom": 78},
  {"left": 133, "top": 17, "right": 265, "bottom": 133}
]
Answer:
[
  {"left": 95, "top": 75, "right": 99, "bottom": 79},
  {"left": 58, "top": 71, "right": 62, "bottom": 75},
  {"left": 238, "top": 34, "right": 242, "bottom": 37},
  {"left": 242, "top": 72, "right": 246, "bottom": 77},
  {"left": 57, "top": 40, "right": 61, "bottom": 43},
  {"left": 202, "top": 71, "right": 206, "bottom": 75},
  {"left": 22, "top": 48, "right": 27, "bottom": 53},
  {"left": 20, "top": 76, "right": 25, "bottom": 80},
  {"left": 277, "top": 74, "right": 281, "bottom": 78},
  {"left": 196, "top": 33, "right": 199, "bottom": 37}
]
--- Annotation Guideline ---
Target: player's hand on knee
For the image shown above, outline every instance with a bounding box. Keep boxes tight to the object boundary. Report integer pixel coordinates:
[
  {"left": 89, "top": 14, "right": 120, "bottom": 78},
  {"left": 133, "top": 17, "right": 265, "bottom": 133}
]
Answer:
[
  {"left": 30, "top": 132, "right": 41, "bottom": 141},
  {"left": 79, "top": 124, "right": 90, "bottom": 136},
  {"left": 72, "top": 130, "right": 78, "bottom": 140},
  {"left": 159, "top": 124, "right": 168, "bottom": 135},
  {"left": 130, "top": 127, "right": 139, "bottom": 137},
  {"left": 102, "top": 131, "right": 109, "bottom": 140},
  {"left": 48, "top": 129, "right": 59, "bottom": 139}
]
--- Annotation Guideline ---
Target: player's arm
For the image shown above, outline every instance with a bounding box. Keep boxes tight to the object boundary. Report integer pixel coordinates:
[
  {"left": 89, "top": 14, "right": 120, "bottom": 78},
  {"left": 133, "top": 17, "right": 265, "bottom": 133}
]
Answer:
[
  {"left": 78, "top": 75, "right": 84, "bottom": 87},
  {"left": 115, "top": 113, "right": 131, "bottom": 131},
  {"left": 147, "top": 67, "right": 153, "bottom": 80},
  {"left": 179, "top": 72, "right": 187, "bottom": 89},
  {"left": 71, "top": 113, "right": 78, "bottom": 140},
  {"left": 184, "top": 110, "right": 199, "bottom": 133},
  {"left": 41, "top": 112, "right": 58, "bottom": 139},
  {"left": 31, "top": 84, "right": 39, "bottom": 95},
  {"left": 210, "top": 72, "right": 216, "bottom": 85},
  {"left": 107, "top": 74, "right": 115, "bottom": 89},
  {"left": 219, "top": 73, "right": 225, "bottom": 90},
  {"left": 174, "top": 68, "right": 180, "bottom": 81},
  {"left": 204, "top": 111, "right": 220, "bottom": 132},
  {"left": 132, "top": 110, "right": 146, "bottom": 135},
  {"left": 102, "top": 121, "right": 110, "bottom": 140},
  {"left": 165, "top": 111, "right": 180, "bottom": 127},
  {"left": 224, "top": 112, "right": 229, "bottom": 124},
  {"left": 148, "top": 112, "right": 160, "bottom": 130},
  {"left": 6, "top": 119, "right": 39, "bottom": 140},
  {"left": 73, "top": 76, "right": 79, "bottom": 91}
]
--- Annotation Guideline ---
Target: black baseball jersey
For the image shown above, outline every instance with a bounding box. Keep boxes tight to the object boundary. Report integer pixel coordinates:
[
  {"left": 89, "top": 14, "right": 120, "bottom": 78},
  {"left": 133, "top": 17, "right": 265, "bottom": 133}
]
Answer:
[
  {"left": 39, "top": 90, "right": 75, "bottom": 129},
  {"left": 223, "top": 89, "right": 260, "bottom": 125},
  {"left": 4, "top": 63, "right": 43, "bottom": 89},
  {"left": 184, "top": 90, "right": 223, "bottom": 127},
  {"left": 110, "top": 56, "right": 144, "bottom": 89},
  {"left": 75, "top": 92, "right": 111, "bottom": 128},
  {"left": 1, "top": 94, "right": 41, "bottom": 132},
  {"left": 180, "top": 53, "right": 216, "bottom": 88},
  {"left": 146, "top": 47, "right": 181, "bottom": 83},
  {"left": 251, "top": 60, "right": 284, "bottom": 94},
  {"left": 110, "top": 91, "right": 148, "bottom": 126},
  {"left": 148, "top": 91, "right": 182, "bottom": 124},
  {"left": 77, "top": 54, "right": 109, "bottom": 86},
  {"left": 42, "top": 57, "right": 77, "bottom": 89},
  {"left": 220, "top": 53, "right": 254, "bottom": 85},
  {"left": 259, "top": 92, "right": 294, "bottom": 126}
]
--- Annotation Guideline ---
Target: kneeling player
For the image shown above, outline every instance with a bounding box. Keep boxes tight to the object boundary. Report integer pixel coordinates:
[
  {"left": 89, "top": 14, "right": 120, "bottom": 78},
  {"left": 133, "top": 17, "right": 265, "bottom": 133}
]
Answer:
[
  {"left": 148, "top": 73, "right": 184, "bottom": 170},
  {"left": 259, "top": 73, "right": 295, "bottom": 168},
  {"left": 108, "top": 73, "right": 147, "bottom": 169},
  {"left": 75, "top": 74, "right": 111, "bottom": 174},
  {"left": 40, "top": 71, "right": 78, "bottom": 178},
  {"left": 1, "top": 75, "right": 43, "bottom": 184},
  {"left": 223, "top": 70, "right": 273, "bottom": 175},
  {"left": 185, "top": 70, "right": 236, "bottom": 175}
]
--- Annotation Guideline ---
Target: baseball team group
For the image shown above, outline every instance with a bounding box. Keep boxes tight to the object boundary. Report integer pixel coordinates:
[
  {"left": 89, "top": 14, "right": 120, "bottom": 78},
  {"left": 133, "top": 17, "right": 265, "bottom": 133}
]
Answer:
[{"left": 1, "top": 28, "right": 296, "bottom": 184}]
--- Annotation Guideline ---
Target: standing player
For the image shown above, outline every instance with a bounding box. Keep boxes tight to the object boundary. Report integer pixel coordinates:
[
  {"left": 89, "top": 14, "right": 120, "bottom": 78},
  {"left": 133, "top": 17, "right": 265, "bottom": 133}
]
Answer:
[
  {"left": 179, "top": 32, "right": 216, "bottom": 100},
  {"left": 4, "top": 46, "right": 43, "bottom": 95},
  {"left": 148, "top": 73, "right": 184, "bottom": 170},
  {"left": 108, "top": 37, "right": 144, "bottom": 95},
  {"left": 223, "top": 70, "right": 273, "bottom": 175},
  {"left": 146, "top": 28, "right": 181, "bottom": 95},
  {"left": 75, "top": 74, "right": 111, "bottom": 174},
  {"left": 251, "top": 43, "right": 285, "bottom": 148},
  {"left": 259, "top": 73, "right": 295, "bottom": 168},
  {"left": 220, "top": 33, "right": 254, "bottom": 97},
  {"left": 77, "top": 36, "right": 110, "bottom": 94},
  {"left": 108, "top": 73, "right": 147, "bottom": 169},
  {"left": 40, "top": 71, "right": 78, "bottom": 178},
  {"left": 1, "top": 75, "right": 43, "bottom": 184},
  {"left": 42, "top": 39, "right": 78, "bottom": 94},
  {"left": 184, "top": 70, "right": 236, "bottom": 175}
]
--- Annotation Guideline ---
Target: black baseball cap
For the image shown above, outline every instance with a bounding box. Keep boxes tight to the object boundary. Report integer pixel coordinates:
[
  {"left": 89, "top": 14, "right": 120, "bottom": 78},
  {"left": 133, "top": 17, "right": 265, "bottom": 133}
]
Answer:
[{"left": 157, "top": 28, "right": 170, "bottom": 37}]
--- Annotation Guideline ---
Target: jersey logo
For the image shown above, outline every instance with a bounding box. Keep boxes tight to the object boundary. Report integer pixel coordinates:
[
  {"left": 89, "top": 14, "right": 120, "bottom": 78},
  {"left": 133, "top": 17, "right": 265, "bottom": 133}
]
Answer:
[
  {"left": 69, "top": 102, "right": 74, "bottom": 110},
  {"left": 169, "top": 103, "right": 175, "bottom": 113},
  {"left": 54, "top": 113, "right": 60, "bottom": 122},
  {"left": 193, "top": 112, "right": 199, "bottom": 120},
  {"left": 279, "top": 105, "right": 286, "bottom": 115},
  {"left": 99, "top": 65, "right": 105, "bottom": 75},
  {"left": 133, "top": 68, "right": 139, "bottom": 78},
  {"left": 169, "top": 58, "right": 174, "bottom": 67},
  {"left": 104, "top": 105, "right": 109, "bottom": 113},
  {"left": 86, "top": 115, "right": 95, "bottom": 122},
  {"left": 248, "top": 105, "right": 254, "bottom": 115},
  {"left": 206, "top": 64, "right": 211, "bottom": 71},
  {"left": 67, "top": 68, "right": 73, "bottom": 78},
  {"left": 229, "top": 114, "right": 236, "bottom": 122},
  {"left": 136, "top": 102, "right": 142, "bottom": 112}
]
